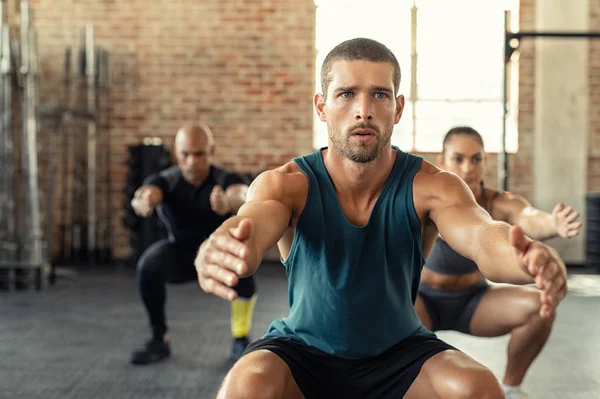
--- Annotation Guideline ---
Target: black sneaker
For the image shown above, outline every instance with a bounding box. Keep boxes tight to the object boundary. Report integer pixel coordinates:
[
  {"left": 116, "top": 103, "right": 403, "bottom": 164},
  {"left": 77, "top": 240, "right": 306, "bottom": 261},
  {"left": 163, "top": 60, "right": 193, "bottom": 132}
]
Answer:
[
  {"left": 130, "top": 338, "right": 171, "bottom": 365},
  {"left": 231, "top": 337, "right": 250, "bottom": 361}
]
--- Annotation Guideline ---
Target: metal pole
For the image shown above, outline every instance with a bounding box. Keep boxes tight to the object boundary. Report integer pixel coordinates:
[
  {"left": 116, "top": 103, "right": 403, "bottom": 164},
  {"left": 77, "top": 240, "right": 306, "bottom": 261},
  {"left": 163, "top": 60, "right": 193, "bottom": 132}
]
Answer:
[
  {"left": 56, "top": 47, "right": 70, "bottom": 263},
  {"left": 0, "top": 2, "right": 16, "bottom": 263},
  {"left": 25, "top": 19, "right": 43, "bottom": 266},
  {"left": 19, "top": 0, "right": 32, "bottom": 264},
  {"left": 85, "top": 24, "right": 97, "bottom": 263},
  {"left": 97, "top": 48, "right": 111, "bottom": 263},
  {"left": 70, "top": 28, "right": 85, "bottom": 262},
  {"left": 0, "top": 0, "right": 6, "bottom": 254},
  {"left": 509, "top": 31, "right": 600, "bottom": 39},
  {"left": 2, "top": 26, "right": 14, "bottom": 258}
]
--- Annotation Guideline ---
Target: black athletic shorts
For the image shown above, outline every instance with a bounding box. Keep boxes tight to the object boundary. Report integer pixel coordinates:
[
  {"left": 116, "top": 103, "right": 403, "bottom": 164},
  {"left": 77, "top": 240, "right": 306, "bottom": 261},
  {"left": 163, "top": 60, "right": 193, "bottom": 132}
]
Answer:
[
  {"left": 418, "top": 281, "right": 490, "bottom": 333},
  {"left": 243, "top": 334, "right": 455, "bottom": 398}
]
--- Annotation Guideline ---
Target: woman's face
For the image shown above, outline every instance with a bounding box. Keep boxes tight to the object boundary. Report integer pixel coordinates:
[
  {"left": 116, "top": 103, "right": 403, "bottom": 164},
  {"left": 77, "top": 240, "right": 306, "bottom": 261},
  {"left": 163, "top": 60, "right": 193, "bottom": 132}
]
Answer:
[{"left": 437, "top": 135, "right": 486, "bottom": 193}]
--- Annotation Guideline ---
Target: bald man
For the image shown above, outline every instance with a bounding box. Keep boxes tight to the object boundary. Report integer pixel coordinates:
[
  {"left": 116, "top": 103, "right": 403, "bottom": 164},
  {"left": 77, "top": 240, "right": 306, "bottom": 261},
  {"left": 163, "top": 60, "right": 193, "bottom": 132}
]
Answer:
[{"left": 130, "top": 123, "right": 257, "bottom": 365}]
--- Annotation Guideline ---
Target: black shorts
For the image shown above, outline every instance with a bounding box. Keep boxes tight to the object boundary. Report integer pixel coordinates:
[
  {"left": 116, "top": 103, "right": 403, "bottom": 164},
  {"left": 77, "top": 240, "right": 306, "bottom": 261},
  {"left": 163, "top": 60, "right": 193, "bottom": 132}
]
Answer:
[
  {"left": 243, "top": 334, "right": 455, "bottom": 399},
  {"left": 418, "top": 281, "right": 489, "bottom": 333}
]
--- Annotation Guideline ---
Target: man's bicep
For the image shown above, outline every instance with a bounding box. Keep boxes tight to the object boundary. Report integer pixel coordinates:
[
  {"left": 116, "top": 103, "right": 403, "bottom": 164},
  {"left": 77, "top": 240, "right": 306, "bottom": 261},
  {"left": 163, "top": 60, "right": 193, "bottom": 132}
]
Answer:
[
  {"left": 429, "top": 173, "right": 490, "bottom": 260},
  {"left": 436, "top": 203, "right": 492, "bottom": 258},
  {"left": 239, "top": 170, "right": 294, "bottom": 253}
]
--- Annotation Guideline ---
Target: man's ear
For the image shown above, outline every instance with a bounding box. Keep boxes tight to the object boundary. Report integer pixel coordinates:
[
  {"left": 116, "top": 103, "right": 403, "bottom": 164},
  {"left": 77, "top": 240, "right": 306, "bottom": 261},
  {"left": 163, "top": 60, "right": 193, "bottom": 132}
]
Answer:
[
  {"left": 314, "top": 93, "right": 327, "bottom": 122},
  {"left": 394, "top": 94, "right": 405, "bottom": 124}
]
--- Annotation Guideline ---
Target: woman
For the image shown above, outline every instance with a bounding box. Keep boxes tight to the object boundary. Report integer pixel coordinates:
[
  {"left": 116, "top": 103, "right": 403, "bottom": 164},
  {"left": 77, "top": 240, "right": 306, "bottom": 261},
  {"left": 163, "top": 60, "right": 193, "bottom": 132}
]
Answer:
[{"left": 416, "top": 126, "right": 582, "bottom": 399}]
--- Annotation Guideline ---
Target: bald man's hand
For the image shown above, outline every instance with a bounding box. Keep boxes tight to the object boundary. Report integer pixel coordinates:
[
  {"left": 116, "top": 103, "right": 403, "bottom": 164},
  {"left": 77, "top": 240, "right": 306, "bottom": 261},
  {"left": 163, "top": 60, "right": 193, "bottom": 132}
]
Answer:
[
  {"left": 210, "top": 185, "right": 230, "bottom": 216},
  {"left": 131, "top": 186, "right": 163, "bottom": 217}
]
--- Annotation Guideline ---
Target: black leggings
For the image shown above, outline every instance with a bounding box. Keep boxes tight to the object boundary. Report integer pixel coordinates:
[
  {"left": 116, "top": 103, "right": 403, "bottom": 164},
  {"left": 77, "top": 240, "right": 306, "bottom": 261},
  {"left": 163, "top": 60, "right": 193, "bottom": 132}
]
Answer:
[{"left": 136, "top": 239, "right": 256, "bottom": 338}]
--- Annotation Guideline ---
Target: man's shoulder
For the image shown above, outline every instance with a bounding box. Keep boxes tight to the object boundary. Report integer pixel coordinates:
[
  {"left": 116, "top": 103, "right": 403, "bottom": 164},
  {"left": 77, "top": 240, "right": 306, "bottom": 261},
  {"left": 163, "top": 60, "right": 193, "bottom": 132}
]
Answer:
[
  {"left": 413, "top": 161, "right": 468, "bottom": 198},
  {"left": 257, "top": 162, "right": 307, "bottom": 189},
  {"left": 144, "top": 166, "right": 182, "bottom": 189},
  {"left": 413, "top": 159, "right": 443, "bottom": 182},
  {"left": 247, "top": 162, "right": 308, "bottom": 205},
  {"left": 158, "top": 165, "right": 182, "bottom": 178}
]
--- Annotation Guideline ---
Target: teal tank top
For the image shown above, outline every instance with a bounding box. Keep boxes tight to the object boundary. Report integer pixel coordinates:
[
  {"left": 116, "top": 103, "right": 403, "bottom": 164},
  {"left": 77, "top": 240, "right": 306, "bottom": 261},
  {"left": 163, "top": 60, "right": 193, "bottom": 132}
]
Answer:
[{"left": 264, "top": 147, "right": 433, "bottom": 359}]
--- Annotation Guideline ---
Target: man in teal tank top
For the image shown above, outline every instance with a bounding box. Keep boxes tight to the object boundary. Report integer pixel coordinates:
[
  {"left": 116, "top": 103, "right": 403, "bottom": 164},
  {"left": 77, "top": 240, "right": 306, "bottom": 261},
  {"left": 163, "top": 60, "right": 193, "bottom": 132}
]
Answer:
[{"left": 195, "top": 38, "right": 568, "bottom": 399}]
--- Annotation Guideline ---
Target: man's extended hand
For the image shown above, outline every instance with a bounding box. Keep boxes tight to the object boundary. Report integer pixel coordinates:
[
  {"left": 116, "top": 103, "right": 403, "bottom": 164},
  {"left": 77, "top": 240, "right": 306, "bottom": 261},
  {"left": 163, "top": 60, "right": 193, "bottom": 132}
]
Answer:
[
  {"left": 510, "top": 225, "right": 568, "bottom": 318},
  {"left": 195, "top": 218, "right": 254, "bottom": 301},
  {"left": 131, "top": 186, "right": 161, "bottom": 217}
]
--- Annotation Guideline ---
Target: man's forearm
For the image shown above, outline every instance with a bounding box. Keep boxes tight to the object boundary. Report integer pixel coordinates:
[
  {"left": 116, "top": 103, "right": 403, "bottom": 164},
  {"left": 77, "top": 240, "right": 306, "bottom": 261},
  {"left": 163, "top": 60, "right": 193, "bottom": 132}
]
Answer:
[
  {"left": 475, "top": 222, "right": 535, "bottom": 284},
  {"left": 515, "top": 208, "right": 557, "bottom": 241}
]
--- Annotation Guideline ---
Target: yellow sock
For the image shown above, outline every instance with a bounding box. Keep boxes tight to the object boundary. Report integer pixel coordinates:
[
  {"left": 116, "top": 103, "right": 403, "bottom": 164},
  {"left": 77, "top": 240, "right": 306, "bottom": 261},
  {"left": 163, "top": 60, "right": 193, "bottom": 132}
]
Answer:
[{"left": 231, "top": 295, "right": 257, "bottom": 338}]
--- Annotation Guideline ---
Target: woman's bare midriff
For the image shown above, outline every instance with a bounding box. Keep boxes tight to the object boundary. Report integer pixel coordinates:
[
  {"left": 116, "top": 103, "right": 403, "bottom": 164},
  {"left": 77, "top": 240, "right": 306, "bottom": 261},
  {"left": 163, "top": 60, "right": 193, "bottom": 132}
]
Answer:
[{"left": 420, "top": 267, "right": 483, "bottom": 292}]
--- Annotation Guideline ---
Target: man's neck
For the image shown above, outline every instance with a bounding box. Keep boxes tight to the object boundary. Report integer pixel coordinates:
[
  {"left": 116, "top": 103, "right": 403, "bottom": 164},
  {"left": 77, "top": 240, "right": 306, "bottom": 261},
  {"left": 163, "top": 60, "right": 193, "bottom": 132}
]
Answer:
[
  {"left": 322, "top": 146, "right": 396, "bottom": 199},
  {"left": 182, "top": 167, "right": 210, "bottom": 187}
]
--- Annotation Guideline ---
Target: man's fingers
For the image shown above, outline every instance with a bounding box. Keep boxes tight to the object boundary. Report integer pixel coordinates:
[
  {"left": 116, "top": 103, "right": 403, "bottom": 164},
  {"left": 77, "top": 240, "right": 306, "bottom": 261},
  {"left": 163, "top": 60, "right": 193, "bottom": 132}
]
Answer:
[
  {"left": 543, "top": 272, "right": 567, "bottom": 303},
  {"left": 211, "top": 185, "right": 225, "bottom": 196},
  {"left": 205, "top": 250, "right": 247, "bottom": 273},
  {"left": 539, "top": 304, "right": 552, "bottom": 319},
  {"left": 524, "top": 246, "right": 548, "bottom": 277},
  {"left": 202, "top": 263, "right": 240, "bottom": 287},
  {"left": 199, "top": 277, "right": 238, "bottom": 301},
  {"left": 210, "top": 233, "right": 249, "bottom": 259},
  {"left": 203, "top": 236, "right": 249, "bottom": 275},
  {"left": 132, "top": 200, "right": 153, "bottom": 217},
  {"left": 134, "top": 187, "right": 146, "bottom": 199},
  {"left": 543, "top": 273, "right": 564, "bottom": 296}
]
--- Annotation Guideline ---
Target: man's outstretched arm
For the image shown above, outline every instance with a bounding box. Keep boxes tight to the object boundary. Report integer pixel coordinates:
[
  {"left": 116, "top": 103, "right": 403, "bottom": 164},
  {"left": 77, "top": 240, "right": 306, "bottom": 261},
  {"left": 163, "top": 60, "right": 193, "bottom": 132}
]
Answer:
[
  {"left": 427, "top": 171, "right": 567, "bottom": 318},
  {"left": 195, "top": 170, "right": 293, "bottom": 301}
]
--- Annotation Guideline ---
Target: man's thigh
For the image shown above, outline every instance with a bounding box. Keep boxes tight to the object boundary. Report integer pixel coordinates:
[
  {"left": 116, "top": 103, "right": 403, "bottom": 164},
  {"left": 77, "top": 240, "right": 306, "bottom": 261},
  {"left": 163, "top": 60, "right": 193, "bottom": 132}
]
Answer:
[
  {"left": 405, "top": 349, "right": 504, "bottom": 399},
  {"left": 218, "top": 349, "right": 304, "bottom": 399}
]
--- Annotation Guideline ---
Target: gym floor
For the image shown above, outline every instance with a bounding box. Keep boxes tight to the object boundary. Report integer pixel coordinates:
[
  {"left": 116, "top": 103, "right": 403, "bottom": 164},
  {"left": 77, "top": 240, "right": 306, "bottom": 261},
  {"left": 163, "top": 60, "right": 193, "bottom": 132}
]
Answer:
[{"left": 1, "top": 264, "right": 599, "bottom": 399}]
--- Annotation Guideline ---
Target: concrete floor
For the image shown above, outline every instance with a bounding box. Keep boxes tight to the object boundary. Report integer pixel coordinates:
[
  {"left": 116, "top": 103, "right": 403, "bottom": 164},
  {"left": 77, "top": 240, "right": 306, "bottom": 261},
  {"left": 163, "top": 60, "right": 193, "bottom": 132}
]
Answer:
[{"left": 1, "top": 265, "right": 599, "bottom": 399}]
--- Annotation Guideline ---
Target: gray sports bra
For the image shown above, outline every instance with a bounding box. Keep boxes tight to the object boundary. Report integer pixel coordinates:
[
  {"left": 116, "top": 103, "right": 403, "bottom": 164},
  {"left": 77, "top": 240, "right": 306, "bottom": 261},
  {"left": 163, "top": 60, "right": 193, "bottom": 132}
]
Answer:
[{"left": 424, "top": 186, "right": 501, "bottom": 275}]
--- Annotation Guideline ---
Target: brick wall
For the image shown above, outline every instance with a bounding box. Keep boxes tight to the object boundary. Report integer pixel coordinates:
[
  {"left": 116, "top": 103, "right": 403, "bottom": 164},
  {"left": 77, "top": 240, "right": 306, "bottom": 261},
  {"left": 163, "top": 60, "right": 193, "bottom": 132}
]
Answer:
[
  {"left": 510, "top": 0, "right": 536, "bottom": 199},
  {"left": 28, "top": 0, "right": 316, "bottom": 259}
]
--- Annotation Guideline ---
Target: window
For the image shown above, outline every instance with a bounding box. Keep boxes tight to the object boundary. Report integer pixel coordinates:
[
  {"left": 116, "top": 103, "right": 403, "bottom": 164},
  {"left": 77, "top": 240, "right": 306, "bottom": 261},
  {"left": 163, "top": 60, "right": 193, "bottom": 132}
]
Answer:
[{"left": 314, "top": 0, "right": 519, "bottom": 153}]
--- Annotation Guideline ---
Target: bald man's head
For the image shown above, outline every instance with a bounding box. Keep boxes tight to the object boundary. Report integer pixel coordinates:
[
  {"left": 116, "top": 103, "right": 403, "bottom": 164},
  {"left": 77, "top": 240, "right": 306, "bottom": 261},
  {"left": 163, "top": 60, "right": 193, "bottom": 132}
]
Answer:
[{"left": 174, "top": 123, "right": 215, "bottom": 185}]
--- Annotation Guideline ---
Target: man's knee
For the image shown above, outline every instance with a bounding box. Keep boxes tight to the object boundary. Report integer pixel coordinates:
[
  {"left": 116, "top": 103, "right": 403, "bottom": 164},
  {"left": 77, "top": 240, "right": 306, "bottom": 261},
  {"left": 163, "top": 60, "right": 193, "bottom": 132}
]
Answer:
[
  {"left": 422, "top": 351, "right": 504, "bottom": 399},
  {"left": 217, "top": 350, "right": 296, "bottom": 399},
  {"left": 445, "top": 367, "right": 504, "bottom": 399},
  {"left": 218, "top": 366, "right": 279, "bottom": 399},
  {"left": 136, "top": 242, "right": 172, "bottom": 280}
]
